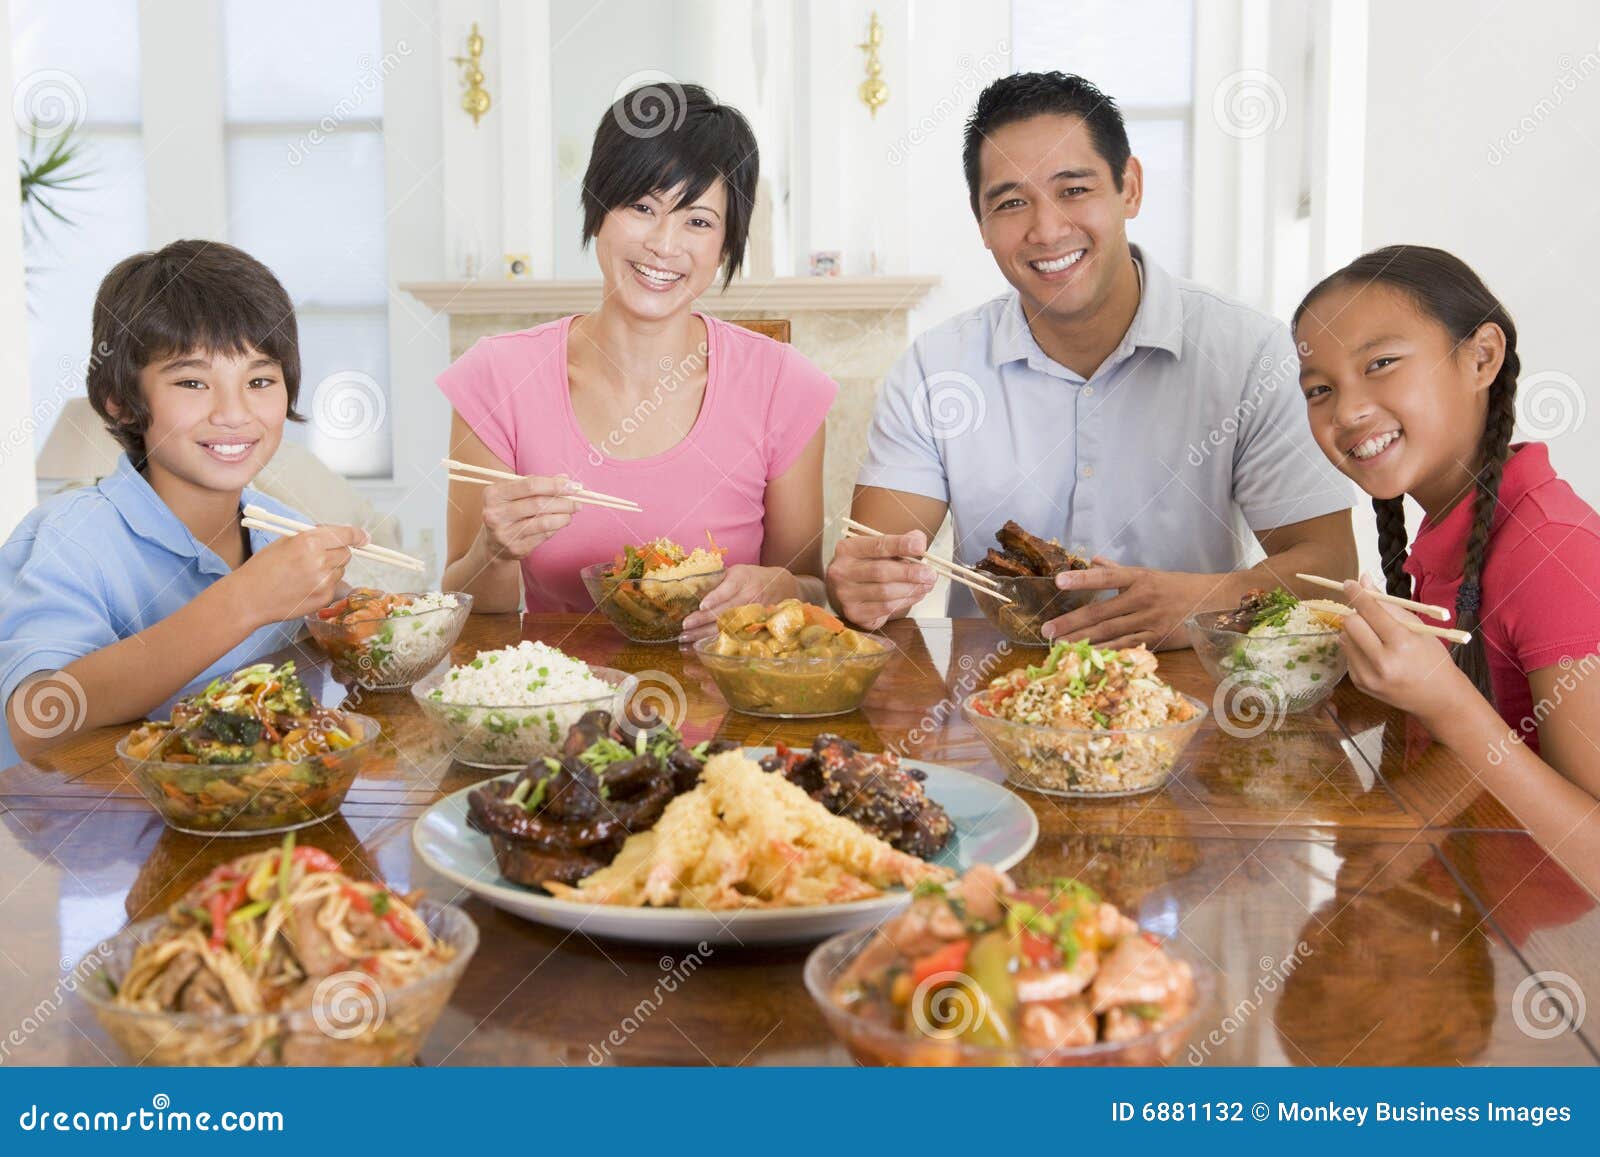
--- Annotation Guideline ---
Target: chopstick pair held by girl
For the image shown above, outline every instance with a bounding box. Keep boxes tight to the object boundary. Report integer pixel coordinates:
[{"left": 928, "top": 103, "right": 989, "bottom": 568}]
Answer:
[
  {"left": 1295, "top": 246, "right": 1600, "bottom": 894},
  {"left": 0, "top": 241, "right": 370, "bottom": 768}
]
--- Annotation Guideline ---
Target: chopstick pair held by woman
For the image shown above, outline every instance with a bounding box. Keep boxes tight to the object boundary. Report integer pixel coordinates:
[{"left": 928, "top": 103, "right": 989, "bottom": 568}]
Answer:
[{"left": 0, "top": 242, "right": 377, "bottom": 768}]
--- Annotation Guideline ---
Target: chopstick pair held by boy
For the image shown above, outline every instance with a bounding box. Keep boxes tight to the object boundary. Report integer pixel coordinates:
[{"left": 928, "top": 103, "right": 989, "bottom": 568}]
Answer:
[{"left": 0, "top": 241, "right": 379, "bottom": 768}]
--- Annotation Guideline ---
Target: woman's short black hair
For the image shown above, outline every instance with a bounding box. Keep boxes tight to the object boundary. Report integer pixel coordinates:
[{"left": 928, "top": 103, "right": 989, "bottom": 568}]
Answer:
[
  {"left": 87, "top": 239, "right": 302, "bottom": 466},
  {"left": 962, "top": 72, "right": 1131, "bottom": 218},
  {"left": 580, "top": 82, "right": 760, "bottom": 287}
]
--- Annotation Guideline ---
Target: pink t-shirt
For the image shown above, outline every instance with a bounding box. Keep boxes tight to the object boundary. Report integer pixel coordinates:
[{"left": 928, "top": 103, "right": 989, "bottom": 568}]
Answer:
[{"left": 438, "top": 313, "right": 837, "bottom": 611}]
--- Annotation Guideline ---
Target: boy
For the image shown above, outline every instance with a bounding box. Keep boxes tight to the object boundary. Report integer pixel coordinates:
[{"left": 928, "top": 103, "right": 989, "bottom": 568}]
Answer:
[{"left": 1, "top": 240, "right": 368, "bottom": 768}]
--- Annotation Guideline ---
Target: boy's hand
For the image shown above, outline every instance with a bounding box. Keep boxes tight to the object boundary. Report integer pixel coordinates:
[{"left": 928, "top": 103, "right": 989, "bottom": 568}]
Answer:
[
  {"left": 477, "top": 475, "right": 582, "bottom": 562},
  {"left": 230, "top": 524, "right": 371, "bottom": 627}
]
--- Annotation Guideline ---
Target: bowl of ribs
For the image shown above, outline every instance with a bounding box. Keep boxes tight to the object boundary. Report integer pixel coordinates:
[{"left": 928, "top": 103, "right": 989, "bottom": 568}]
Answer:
[{"left": 969, "top": 520, "right": 1104, "bottom": 646}]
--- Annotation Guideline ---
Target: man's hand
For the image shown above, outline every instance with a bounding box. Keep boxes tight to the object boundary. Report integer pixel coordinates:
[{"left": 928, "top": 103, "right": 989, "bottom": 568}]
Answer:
[
  {"left": 1043, "top": 557, "right": 1223, "bottom": 650},
  {"left": 826, "top": 530, "right": 938, "bottom": 630}
]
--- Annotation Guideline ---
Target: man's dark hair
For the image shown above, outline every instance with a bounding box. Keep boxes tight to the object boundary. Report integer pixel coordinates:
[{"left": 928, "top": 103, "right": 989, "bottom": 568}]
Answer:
[
  {"left": 87, "top": 239, "right": 302, "bottom": 466},
  {"left": 962, "top": 72, "right": 1131, "bottom": 218},
  {"left": 581, "top": 82, "right": 759, "bottom": 287}
]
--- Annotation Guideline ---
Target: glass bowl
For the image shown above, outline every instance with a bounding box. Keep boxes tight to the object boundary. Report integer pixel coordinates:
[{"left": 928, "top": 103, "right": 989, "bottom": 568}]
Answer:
[
  {"left": 692, "top": 635, "right": 896, "bottom": 719},
  {"left": 117, "top": 712, "right": 381, "bottom": 835},
  {"left": 804, "top": 924, "right": 1216, "bottom": 1066},
  {"left": 305, "top": 593, "right": 473, "bottom": 691},
  {"left": 78, "top": 898, "right": 477, "bottom": 1066},
  {"left": 410, "top": 666, "right": 633, "bottom": 769},
  {"left": 1185, "top": 611, "right": 1347, "bottom": 715},
  {"left": 969, "top": 574, "right": 1103, "bottom": 646},
  {"left": 579, "top": 561, "right": 725, "bottom": 643},
  {"left": 962, "top": 691, "right": 1208, "bottom": 797}
]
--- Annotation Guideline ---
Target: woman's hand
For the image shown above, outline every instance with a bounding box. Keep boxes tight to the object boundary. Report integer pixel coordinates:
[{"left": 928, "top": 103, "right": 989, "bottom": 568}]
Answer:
[
  {"left": 1338, "top": 574, "right": 1472, "bottom": 726},
  {"left": 477, "top": 474, "right": 582, "bottom": 562},
  {"left": 228, "top": 523, "right": 370, "bottom": 628},
  {"left": 680, "top": 564, "right": 802, "bottom": 639}
]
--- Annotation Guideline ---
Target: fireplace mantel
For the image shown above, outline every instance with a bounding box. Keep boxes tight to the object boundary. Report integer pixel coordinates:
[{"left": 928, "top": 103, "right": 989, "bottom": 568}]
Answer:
[{"left": 399, "top": 275, "right": 939, "bottom": 316}]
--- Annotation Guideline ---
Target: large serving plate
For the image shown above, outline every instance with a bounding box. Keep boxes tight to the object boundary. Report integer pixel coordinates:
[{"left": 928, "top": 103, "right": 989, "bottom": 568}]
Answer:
[{"left": 411, "top": 747, "right": 1038, "bottom": 947}]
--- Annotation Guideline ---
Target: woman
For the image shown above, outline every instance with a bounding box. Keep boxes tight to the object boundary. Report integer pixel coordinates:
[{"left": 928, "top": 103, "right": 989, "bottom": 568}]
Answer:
[{"left": 439, "top": 84, "right": 835, "bottom": 628}]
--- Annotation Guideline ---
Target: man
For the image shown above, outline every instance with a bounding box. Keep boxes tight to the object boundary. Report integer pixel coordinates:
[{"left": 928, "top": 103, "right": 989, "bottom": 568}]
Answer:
[{"left": 827, "top": 72, "right": 1356, "bottom": 646}]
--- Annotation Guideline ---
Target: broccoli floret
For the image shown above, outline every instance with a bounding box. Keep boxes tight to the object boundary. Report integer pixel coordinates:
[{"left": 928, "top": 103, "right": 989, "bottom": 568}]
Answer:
[
  {"left": 270, "top": 663, "right": 312, "bottom": 715},
  {"left": 200, "top": 710, "right": 263, "bottom": 747}
]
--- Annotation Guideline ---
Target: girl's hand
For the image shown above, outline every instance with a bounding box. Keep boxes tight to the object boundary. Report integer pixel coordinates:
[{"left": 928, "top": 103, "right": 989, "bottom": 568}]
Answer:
[
  {"left": 680, "top": 565, "right": 802, "bottom": 640},
  {"left": 477, "top": 474, "right": 582, "bottom": 562},
  {"left": 230, "top": 523, "right": 371, "bottom": 627},
  {"left": 1338, "top": 574, "right": 1471, "bottom": 726}
]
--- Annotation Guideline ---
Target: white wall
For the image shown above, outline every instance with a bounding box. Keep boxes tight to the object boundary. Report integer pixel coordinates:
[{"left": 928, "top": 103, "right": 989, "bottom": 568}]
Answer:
[{"left": 1359, "top": 0, "right": 1600, "bottom": 571}]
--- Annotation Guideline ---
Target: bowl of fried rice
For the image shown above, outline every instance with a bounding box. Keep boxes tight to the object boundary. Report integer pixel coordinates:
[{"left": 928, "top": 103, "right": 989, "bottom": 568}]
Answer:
[{"left": 963, "top": 641, "right": 1207, "bottom": 797}]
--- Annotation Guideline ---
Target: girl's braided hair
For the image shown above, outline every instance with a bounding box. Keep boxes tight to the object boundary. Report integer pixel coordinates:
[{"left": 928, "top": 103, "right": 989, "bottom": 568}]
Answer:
[{"left": 1293, "top": 245, "right": 1518, "bottom": 701}]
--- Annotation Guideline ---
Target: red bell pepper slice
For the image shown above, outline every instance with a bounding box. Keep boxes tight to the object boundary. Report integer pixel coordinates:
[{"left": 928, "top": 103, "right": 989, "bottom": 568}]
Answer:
[{"left": 910, "top": 938, "right": 972, "bottom": 986}]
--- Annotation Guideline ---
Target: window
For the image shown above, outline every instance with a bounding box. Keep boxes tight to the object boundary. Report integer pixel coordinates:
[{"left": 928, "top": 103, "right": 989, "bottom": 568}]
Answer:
[
  {"left": 222, "top": 0, "right": 391, "bottom": 476},
  {"left": 11, "top": 0, "right": 146, "bottom": 455},
  {"left": 1010, "top": 0, "right": 1195, "bottom": 275}
]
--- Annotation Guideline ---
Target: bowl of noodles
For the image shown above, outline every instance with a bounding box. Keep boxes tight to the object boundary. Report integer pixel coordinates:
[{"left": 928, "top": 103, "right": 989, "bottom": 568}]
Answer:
[{"left": 77, "top": 835, "right": 476, "bottom": 1066}]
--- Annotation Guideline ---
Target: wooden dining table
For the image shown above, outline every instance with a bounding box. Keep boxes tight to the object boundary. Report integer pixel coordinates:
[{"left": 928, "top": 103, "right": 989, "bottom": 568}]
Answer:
[{"left": 2, "top": 613, "right": 1596, "bottom": 1066}]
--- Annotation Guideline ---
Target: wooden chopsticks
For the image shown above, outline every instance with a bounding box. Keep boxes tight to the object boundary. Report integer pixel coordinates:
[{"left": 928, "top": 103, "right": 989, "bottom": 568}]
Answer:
[
  {"left": 1294, "top": 572, "right": 1470, "bottom": 644},
  {"left": 842, "top": 518, "right": 1012, "bottom": 605},
  {"left": 1296, "top": 573, "right": 1450, "bottom": 621},
  {"left": 441, "top": 459, "right": 642, "bottom": 513},
  {"left": 241, "top": 505, "right": 425, "bottom": 572}
]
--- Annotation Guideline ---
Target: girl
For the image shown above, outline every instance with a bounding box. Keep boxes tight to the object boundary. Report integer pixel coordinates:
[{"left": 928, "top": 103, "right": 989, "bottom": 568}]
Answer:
[
  {"left": 439, "top": 83, "right": 835, "bottom": 626},
  {"left": 1294, "top": 245, "right": 1600, "bottom": 896}
]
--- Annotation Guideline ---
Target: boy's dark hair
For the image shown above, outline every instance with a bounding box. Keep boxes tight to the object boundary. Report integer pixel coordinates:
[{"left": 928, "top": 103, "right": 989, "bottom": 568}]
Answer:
[
  {"left": 88, "top": 239, "right": 302, "bottom": 466},
  {"left": 1294, "top": 245, "right": 1519, "bottom": 704},
  {"left": 580, "top": 82, "right": 759, "bottom": 287},
  {"left": 962, "top": 72, "right": 1131, "bottom": 218}
]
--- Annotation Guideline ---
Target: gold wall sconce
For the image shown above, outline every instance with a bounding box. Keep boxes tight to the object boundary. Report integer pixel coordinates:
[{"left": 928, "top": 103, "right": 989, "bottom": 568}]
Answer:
[
  {"left": 858, "top": 11, "right": 888, "bottom": 118},
  {"left": 452, "top": 22, "right": 491, "bottom": 127}
]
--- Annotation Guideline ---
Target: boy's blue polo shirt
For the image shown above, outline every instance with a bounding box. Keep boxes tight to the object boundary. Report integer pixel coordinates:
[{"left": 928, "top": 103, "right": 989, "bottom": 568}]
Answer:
[{"left": 0, "top": 454, "right": 313, "bottom": 769}]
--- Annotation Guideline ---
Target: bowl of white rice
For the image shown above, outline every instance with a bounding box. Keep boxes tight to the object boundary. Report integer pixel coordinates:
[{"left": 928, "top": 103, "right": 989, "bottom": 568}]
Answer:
[
  {"left": 1187, "top": 594, "right": 1349, "bottom": 715},
  {"left": 306, "top": 589, "right": 473, "bottom": 692},
  {"left": 410, "top": 642, "right": 633, "bottom": 769}
]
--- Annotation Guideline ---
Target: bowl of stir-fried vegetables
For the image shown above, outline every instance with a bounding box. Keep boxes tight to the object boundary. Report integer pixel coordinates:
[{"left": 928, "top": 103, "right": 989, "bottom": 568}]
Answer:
[
  {"left": 118, "top": 662, "right": 379, "bottom": 835},
  {"left": 580, "top": 535, "right": 726, "bottom": 643}
]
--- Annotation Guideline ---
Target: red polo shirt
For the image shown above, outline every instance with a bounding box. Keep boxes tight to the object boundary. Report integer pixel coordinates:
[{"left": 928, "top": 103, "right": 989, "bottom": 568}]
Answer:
[{"left": 1403, "top": 443, "right": 1600, "bottom": 752}]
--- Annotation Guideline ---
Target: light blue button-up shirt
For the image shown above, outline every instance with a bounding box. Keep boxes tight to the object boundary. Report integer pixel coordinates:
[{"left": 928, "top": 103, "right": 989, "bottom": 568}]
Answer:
[
  {"left": 0, "top": 454, "right": 318, "bottom": 769},
  {"left": 858, "top": 248, "right": 1354, "bottom": 615}
]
